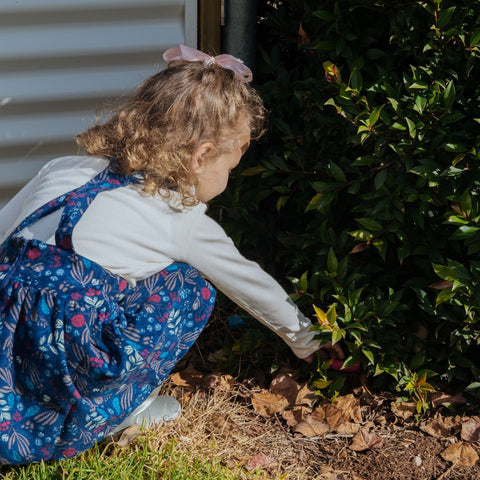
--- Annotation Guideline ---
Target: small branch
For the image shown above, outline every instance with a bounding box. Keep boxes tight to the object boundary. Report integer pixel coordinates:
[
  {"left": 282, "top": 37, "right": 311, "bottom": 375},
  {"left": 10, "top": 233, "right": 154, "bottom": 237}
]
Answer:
[{"left": 435, "top": 461, "right": 458, "bottom": 480}]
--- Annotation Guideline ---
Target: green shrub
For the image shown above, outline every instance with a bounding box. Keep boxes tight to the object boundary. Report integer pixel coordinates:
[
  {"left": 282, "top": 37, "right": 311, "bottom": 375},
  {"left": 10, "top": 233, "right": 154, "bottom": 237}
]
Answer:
[{"left": 211, "top": 0, "right": 480, "bottom": 406}]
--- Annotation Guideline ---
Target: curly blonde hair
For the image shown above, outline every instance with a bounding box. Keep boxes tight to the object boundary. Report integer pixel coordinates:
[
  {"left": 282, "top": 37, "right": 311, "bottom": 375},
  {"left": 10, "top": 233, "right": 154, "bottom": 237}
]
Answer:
[{"left": 76, "top": 60, "right": 266, "bottom": 206}]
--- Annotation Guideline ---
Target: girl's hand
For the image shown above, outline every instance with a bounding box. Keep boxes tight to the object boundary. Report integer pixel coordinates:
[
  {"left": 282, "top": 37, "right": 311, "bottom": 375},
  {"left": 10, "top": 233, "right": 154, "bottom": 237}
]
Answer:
[
  {"left": 303, "top": 341, "right": 345, "bottom": 364},
  {"left": 303, "top": 342, "right": 361, "bottom": 372}
]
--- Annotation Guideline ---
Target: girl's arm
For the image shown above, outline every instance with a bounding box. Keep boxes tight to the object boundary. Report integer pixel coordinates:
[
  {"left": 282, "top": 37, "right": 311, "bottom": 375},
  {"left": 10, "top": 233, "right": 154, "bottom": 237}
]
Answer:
[
  {"left": 0, "top": 174, "right": 42, "bottom": 242},
  {"left": 181, "top": 209, "right": 326, "bottom": 359}
]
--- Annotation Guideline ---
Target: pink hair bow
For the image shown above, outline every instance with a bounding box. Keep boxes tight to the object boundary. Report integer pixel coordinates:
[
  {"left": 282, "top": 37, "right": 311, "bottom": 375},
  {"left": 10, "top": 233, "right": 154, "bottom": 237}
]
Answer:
[{"left": 163, "top": 44, "right": 253, "bottom": 83}]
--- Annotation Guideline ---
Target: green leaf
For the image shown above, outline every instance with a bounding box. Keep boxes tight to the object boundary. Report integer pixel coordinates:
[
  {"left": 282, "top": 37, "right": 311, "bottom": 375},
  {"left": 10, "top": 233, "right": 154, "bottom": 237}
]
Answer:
[
  {"left": 327, "top": 247, "right": 338, "bottom": 273},
  {"left": 366, "top": 48, "right": 387, "bottom": 60},
  {"left": 406, "top": 118, "right": 416, "bottom": 139},
  {"left": 299, "top": 271, "right": 308, "bottom": 291},
  {"left": 408, "top": 82, "right": 429, "bottom": 90},
  {"left": 241, "top": 165, "right": 267, "bottom": 176},
  {"left": 312, "top": 9, "right": 335, "bottom": 21},
  {"left": 443, "top": 80, "right": 456, "bottom": 111},
  {"left": 450, "top": 225, "right": 480, "bottom": 240},
  {"left": 388, "top": 97, "right": 399, "bottom": 112},
  {"left": 326, "top": 304, "right": 337, "bottom": 326},
  {"left": 311, "top": 181, "right": 337, "bottom": 193},
  {"left": 362, "top": 348, "right": 375, "bottom": 365},
  {"left": 470, "top": 29, "right": 480, "bottom": 47},
  {"left": 328, "top": 162, "right": 347, "bottom": 182},
  {"left": 413, "top": 96, "right": 427, "bottom": 114},
  {"left": 433, "top": 261, "right": 471, "bottom": 282},
  {"left": 276, "top": 195, "right": 289, "bottom": 211},
  {"left": 437, "top": 6, "right": 456, "bottom": 29},
  {"left": 443, "top": 143, "right": 468, "bottom": 153},
  {"left": 349, "top": 67, "right": 363, "bottom": 90},
  {"left": 374, "top": 169, "right": 387, "bottom": 190},
  {"left": 368, "top": 105, "right": 384, "bottom": 127},
  {"left": 355, "top": 217, "right": 383, "bottom": 232},
  {"left": 332, "top": 329, "right": 344, "bottom": 345},
  {"left": 391, "top": 122, "right": 406, "bottom": 131}
]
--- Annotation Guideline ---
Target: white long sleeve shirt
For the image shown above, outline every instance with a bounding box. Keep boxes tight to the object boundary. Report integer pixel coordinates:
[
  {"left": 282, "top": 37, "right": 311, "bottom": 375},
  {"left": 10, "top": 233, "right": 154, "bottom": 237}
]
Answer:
[{"left": 0, "top": 155, "right": 321, "bottom": 358}]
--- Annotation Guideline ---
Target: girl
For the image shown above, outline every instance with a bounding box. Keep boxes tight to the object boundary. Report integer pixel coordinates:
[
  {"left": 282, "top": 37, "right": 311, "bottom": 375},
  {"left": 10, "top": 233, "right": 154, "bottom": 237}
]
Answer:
[{"left": 0, "top": 45, "right": 341, "bottom": 464}]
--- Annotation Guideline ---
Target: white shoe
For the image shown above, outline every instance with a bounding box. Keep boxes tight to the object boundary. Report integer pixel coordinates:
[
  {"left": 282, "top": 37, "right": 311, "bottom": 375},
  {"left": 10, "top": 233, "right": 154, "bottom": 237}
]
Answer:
[{"left": 112, "top": 387, "right": 181, "bottom": 433}]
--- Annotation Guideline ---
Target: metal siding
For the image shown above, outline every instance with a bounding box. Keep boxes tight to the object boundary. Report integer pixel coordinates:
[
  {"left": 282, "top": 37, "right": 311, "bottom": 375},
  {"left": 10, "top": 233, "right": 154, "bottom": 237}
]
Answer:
[{"left": 0, "top": 0, "right": 196, "bottom": 207}]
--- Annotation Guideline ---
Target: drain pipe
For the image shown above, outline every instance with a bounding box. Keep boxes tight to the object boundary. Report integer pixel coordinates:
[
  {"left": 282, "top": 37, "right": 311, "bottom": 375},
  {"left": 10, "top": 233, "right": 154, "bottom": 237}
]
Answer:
[{"left": 221, "top": 0, "right": 258, "bottom": 74}]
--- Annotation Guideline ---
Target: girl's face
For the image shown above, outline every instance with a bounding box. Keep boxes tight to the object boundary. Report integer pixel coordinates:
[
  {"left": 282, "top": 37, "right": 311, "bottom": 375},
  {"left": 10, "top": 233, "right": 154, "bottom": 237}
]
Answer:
[{"left": 193, "top": 118, "right": 251, "bottom": 203}]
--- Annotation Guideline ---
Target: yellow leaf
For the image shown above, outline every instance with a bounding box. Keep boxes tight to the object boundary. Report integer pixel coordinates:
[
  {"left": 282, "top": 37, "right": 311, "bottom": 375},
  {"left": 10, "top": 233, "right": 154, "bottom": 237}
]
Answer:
[
  {"left": 313, "top": 305, "right": 329, "bottom": 326},
  {"left": 417, "top": 372, "right": 427, "bottom": 386}
]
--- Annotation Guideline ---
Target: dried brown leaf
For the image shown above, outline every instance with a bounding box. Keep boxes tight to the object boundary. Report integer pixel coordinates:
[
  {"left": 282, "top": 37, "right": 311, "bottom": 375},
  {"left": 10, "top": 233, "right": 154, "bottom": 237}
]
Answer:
[
  {"left": 269, "top": 374, "right": 300, "bottom": 405},
  {"left": 461, "top": 416, "right": 480, "bottom": 442},
  {"left": 298, "top": 21, "right": 311, "bottom": 45},
  {"left": 281, "top": 406, "right": 310, "bottom": 427},
  {"left": 349, "top": 243, "right": 368, "bottom": 254},
  {"left": 293, "top": 414, "right": 330, "bottom": 437},
  {"left": 440, "top": 442, "right": 479, "bottom": 466},
  {"left": 170, "top": 367, "right": 204, "bottom": 389},
  {"left": 201, "top": 373, "right": 235, "bottom": 391},
  {"left": 390, "top": 401, "right": 416, "bottom": 420},
  {"left": 420, "top": 414, "right": 461, "bottom": 438},
  {"left": 336, "top": 422, "right": 361, "bottom": 435},
  {"left": 430, "top": 392, "right": 466, "bottom": 408},
  {"left": 350, "top": 429, "right": 384, "bottom": 451},
  {"left": 295, "top": 382, "right": 318, "bottom": 408},
  {"left": 429, "top": 280, "right": 454, "bottom": 290},
  {"left": 247, "top": 452, "right": 273, "bottom": 470},
  {"left": 319, "top": 466, "right": 364, "bottom": 480},
  {"left": 251, "top": 391, "right": 289, "bottom": 416},
  {"left": 324, "top": 394, "right": 362, "bottom": 430},
  {"left": 116, "top": 424, "right": 144, "bottom": 447}
]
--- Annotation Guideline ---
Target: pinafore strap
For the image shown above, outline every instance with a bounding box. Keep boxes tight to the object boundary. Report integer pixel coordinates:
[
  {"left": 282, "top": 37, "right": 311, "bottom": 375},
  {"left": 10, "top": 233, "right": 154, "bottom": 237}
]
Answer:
[{"left": 10, "top": 162, "right": 141, "bottom": 252}]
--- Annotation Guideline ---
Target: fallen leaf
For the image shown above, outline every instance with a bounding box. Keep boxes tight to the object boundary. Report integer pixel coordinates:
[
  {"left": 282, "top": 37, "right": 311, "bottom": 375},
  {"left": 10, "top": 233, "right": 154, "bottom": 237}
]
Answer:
[
  {"left": 116, "top": 424, "right": 144, "bottom": 447},
  {"left": 281, "top": 406, "right": 310, "bottom": 427},
  {"left": 270, "top": 374, "right": 300, "bottom": 405},
  {"left": 324, "top": 394, "right": 362, "bottom": 430},
  {"left": 207, "top": 413, "right": 235, "bottom": 434},
  {"left": 319, "top": 466, "right": 364, "bottom": 480},
  {"left": 295, "top": 383, "right": 318, "bottom": 408},
  {"left": 247, "top": 452, "right": 273, "bottom": 470},
  {"left": 251, "top": 391, "right": 289, "bottom": 416},
  {"left": 462, "top": 416, "right": 480, "bottom": 442},
  {"left": 390, "top": 401, "right": 416, "bottom": 420},
  {"left": 350, "top": 430, "right": 384, "bottom": 451},
  {"left": 420, "top": 414, "right": 461, "bottom": 438},
  {"left": 170, "top": 367, "right": 204, "bottom": 390},
  {"left": 201, "top": 373, "right": 235, "bottom": 391},
  {"left": 293, "top": 414, "right": 330, "bottom": 437},
  {"left": 440, "top": 442, "right": 479, "bottom": 466},
  {"left": 336, "top": 422, "right": 361, "bottom": 435},
  {"left": 431, "top": 392, "right": 466, "bottom": 408}
]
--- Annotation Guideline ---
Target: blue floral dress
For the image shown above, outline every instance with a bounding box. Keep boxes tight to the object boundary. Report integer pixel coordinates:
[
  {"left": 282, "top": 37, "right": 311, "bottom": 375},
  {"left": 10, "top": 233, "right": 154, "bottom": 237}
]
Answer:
[{"left": 0, "top": 165, "right": 216, "bottom": 464}]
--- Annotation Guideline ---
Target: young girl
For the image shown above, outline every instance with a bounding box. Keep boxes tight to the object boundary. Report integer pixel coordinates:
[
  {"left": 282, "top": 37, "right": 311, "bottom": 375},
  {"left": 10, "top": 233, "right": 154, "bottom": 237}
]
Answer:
[{"left": 0, "top": 44, "right": 341, "bottom": 465}]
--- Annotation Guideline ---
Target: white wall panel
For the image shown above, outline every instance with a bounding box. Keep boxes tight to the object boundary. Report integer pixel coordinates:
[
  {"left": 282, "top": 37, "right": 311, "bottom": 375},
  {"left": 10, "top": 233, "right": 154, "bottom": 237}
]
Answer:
[{"left": 0, "top": 0, "right": 197, "bottom": 208}]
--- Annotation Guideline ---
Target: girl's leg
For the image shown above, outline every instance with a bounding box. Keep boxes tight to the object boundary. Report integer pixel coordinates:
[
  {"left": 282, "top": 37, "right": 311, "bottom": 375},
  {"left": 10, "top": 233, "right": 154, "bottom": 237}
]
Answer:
[{"left": 108, "top": 262, "right": 216, "bottom": 430}]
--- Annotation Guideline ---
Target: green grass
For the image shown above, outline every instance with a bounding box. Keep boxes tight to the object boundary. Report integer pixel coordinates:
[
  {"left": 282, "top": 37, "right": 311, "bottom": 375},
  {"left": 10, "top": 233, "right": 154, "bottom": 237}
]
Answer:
[{"left": 0, "top": 435, "right": 265, "bottom": 480}]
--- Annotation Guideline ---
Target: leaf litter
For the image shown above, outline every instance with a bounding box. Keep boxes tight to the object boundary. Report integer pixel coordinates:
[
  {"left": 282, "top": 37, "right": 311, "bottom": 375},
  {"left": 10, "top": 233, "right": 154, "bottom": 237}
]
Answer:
[
  {"left": 104, "top": 359, "right": 480, "bottom": 479},
  {"left": 101, "top": 317, "right": 480, "bottom": 479}
]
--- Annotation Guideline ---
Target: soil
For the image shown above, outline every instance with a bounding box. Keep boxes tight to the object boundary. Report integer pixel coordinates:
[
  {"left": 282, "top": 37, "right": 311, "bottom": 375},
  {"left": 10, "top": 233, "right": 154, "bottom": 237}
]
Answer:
[
  {"left": 157, "top": 318, "right": 480, "bottom": 480},
  {"left": 162, "top": 374, "right": 480, "bottom": 480}
]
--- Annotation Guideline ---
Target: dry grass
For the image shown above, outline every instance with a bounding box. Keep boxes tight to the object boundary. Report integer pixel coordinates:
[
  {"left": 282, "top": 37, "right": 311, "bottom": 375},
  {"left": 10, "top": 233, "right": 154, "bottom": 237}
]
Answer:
[{"left": 144, "top": 378, "right": 326, "bottom": 480}]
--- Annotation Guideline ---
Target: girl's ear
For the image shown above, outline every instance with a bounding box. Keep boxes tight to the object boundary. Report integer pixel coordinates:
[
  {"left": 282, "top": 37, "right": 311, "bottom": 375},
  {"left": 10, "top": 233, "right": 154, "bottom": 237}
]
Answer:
[{"left": 190, "top": 142, "right": 215, "bottom": 173}]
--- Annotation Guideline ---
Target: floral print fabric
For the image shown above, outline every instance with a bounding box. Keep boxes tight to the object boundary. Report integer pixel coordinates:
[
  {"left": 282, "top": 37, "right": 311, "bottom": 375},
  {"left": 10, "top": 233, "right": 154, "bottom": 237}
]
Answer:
[{"left": 0, "top": 166, "right": 215, "bottom": 464}]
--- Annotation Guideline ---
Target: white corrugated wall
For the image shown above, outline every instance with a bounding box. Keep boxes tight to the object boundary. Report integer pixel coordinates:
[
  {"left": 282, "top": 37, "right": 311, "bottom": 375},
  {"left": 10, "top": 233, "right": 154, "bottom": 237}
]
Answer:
[{"left": 0, "top": 0, "right": 197, "bottom": 207}]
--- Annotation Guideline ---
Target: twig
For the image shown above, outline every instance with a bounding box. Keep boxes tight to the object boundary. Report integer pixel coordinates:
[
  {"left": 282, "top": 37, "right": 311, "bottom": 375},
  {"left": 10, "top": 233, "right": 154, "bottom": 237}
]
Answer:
[{"left": 435, "top": 461, "right": 458, "bottom": 480}]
